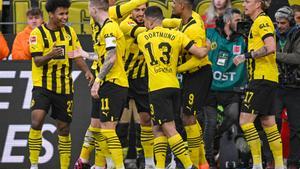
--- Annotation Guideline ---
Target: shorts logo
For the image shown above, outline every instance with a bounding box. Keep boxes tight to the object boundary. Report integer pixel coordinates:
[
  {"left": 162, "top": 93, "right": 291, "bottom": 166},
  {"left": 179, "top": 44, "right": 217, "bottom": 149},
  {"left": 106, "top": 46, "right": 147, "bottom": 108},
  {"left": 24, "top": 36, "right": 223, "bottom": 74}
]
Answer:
[
  {"left": 30, "top": 36, "right": 37, "bottom": 45},
  {"left": 233, "top": 45, "right": 241, "bottom": 55},
  {"left": 31, "top": 99, "right": 35, "bottom": 108},
  {"left": 102, "top": 111, "right": 108, "bottom": 117}
]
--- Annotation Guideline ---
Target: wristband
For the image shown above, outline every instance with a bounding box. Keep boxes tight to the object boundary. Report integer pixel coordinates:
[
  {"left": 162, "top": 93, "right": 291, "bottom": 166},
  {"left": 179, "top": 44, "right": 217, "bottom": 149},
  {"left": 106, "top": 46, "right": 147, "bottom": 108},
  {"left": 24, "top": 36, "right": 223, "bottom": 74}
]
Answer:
[
  {"left": 244, "top": 52, "right": 253, "bottom": 59},
  {"left": 95, "top": 77, "right": 104, "bottom": 85}
]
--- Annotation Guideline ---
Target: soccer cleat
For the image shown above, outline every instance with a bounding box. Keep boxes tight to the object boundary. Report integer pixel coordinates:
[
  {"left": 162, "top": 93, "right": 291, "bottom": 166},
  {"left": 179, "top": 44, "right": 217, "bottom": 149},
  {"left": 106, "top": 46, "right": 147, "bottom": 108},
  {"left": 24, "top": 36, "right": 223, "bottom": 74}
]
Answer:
[{"left": 74, "top": 158, "right": 91, "bottom": 169}]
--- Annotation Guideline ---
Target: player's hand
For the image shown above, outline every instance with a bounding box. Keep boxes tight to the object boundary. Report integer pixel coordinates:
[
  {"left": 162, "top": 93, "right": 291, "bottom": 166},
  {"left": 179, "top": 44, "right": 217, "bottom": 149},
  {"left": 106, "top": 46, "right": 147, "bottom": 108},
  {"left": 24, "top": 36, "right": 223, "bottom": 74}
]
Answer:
[
  {"left": 68, "top": 48, "right": 89, "bottom": 59},
  {"left": 233, "top": 54, "right": 246, "bottom": 66},
  {"left": 91, "top": 81, "right": 100, "bottom": 99},
  {"left": 85, "top": 71, "right": 94, "bottom": 87},
  {"left": 48, "top": 43, "right": 64, "bottom": 59}
]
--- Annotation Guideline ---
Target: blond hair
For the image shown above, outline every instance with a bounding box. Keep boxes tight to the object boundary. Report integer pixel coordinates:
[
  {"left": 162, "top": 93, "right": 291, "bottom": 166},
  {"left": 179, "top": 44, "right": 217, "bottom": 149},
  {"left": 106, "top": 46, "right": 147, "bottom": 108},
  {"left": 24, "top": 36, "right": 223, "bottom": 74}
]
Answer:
[{"left": 205, "top": 0, "right": 232, "bottom": 23}]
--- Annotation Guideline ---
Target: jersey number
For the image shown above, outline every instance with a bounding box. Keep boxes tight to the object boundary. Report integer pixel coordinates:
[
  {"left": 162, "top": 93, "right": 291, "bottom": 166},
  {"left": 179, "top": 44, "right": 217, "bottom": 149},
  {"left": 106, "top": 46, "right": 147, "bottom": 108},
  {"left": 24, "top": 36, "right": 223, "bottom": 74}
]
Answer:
[
  {"left": 101, "top": 98, "right": 109, "bottom": 110},
  {"left": 145, "top": 42, "right": 172, "bottom": 66}
]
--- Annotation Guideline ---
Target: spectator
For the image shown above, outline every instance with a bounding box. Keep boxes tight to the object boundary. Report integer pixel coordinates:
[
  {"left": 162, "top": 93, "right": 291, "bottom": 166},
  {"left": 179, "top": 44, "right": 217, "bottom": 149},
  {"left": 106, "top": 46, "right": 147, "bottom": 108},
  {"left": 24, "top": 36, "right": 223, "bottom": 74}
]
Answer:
[
  {"left": 0, "top": 32, "right": 10, "bottom": 60},
  {"left": 204, "top": 8, "right": 247, "bottom": 168},
  {"left": 276, "top": 6, "right": 295, "bottom": 52},
  {"left": 12, "top": 8, "right": 43, "bottom": 60},
  {"left": 293, "top": 5, "right": 300, "bottom": 25},
  {"left": 202, "top": 0, "right": 232, "bottom": 28},
  {"left": 276, "top": 6, "right": 300, "bottom": 169}
]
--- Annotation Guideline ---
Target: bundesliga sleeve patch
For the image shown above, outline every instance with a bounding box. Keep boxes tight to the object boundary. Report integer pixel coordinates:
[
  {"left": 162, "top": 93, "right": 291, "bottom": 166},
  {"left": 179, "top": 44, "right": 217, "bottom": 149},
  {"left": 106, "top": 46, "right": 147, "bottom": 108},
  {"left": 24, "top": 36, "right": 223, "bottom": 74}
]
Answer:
[
  {"left": 105, "top": 36, "right": 117, "bottom": 49},
  {"left": 30, "top": 35, "right": 37, "bottom": 45}
]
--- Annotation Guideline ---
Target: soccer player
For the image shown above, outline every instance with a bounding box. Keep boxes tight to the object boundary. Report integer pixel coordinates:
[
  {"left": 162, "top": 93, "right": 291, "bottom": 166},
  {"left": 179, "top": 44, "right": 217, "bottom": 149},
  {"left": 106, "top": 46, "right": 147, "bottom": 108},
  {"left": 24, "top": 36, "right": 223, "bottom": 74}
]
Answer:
[
  {"left": 137, "top": 6, "right": 208, "bottom": 169},
  {"left": 119, "top": 3, "right": 156, "bottom": 169},
  {"left": 89, "top": 0, "right": 128, "bottom": 168},
  {"left": 233, "top": 0, "right": 284, "bottom": 169},
  {"left": 73, "top": 0, "right": 148, "bottom": 168},
  {"left": 164, "top": 0, "right": 212, "bottom": 167},
  {"left": 28, "top": 0, "right": 94, "bottom": 169}
]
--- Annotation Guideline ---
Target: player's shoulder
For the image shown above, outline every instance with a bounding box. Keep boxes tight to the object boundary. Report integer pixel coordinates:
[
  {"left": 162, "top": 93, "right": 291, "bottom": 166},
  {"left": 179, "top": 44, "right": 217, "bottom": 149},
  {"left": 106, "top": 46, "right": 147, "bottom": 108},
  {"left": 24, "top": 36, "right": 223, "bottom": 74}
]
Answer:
[
  {"left": 254, "top": 13, "right": 273, "bottom": 26},
  {"left": 192, "top": 11, "right": 205, "bottom": 25},
  {"left": 105, "top": 18, "right": 120, "bottom": 28},
  {"left": 64, "top": 25, "right": 76, "bottom": 32},
  {"left": 137, "top": 30, "right": 148, "bottom": 41},
  {"left": 31, "top": 25, "right": 44, "bottom": 36}
]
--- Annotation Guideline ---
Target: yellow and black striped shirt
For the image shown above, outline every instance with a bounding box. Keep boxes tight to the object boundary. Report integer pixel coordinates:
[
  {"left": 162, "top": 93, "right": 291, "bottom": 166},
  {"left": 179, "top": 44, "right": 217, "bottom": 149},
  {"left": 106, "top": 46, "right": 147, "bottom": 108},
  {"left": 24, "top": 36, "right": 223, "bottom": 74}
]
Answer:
[
  {"left": 29, "top": 24, "right": 82, "bottom": 94},
  {"left": 93, "top": 18, "right": 128, "bottom": 88},
  {"left": 120, "top": 16, "right": 147, "bottom": 79}
]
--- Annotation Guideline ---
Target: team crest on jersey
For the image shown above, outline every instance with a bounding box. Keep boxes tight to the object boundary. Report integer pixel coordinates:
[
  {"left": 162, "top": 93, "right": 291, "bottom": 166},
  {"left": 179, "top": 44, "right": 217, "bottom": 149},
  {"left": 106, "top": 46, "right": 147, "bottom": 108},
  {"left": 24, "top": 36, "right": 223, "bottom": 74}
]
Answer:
[
  {"left": 128, "top": 21, "right": 136, "bottom": 26},
  {"left": 30, "top": 36, "right": 37, "bottom": 45},
  {"left": 65, "top": 34, "right": 72, "bottom": 41},
  {"left": 233, "top": 45, "right": 241, "bottom": 55}
]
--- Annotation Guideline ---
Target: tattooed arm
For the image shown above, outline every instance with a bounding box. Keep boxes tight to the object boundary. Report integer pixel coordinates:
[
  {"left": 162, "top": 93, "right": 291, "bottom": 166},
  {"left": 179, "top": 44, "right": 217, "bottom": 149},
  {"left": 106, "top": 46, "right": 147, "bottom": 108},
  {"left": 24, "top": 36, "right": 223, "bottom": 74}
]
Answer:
[
  {"left": 234, "top": 36, "right": 275, "bottom": 65},
  {"left": 252, "top": 36, "right": 276, "bottom": 58},
  {"left": 91, "top": 48, "right": 116, "bottom": 98},
  {"left": 97, "top": 48, "right": 116, "bottom": 80}
]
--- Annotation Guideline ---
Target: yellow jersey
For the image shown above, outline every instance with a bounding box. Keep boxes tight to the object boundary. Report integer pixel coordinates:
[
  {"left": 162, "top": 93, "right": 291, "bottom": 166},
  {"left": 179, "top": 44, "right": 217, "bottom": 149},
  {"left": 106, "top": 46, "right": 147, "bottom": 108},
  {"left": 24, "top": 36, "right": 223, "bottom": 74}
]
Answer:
[
  {"left": 90, "top": 18, "right": 100, "bottom": 74},
  {"left": 248, "top": 13, "right": 278, "bottom": 82},
  {"left": 120, "top": 15, "right": 147, "bottom": 79},
  {"left": 93, "top": 18, "right": 128, "bottom": 87},
  {"left": 137, "top": 27, "right": 194, "bottom": 91},
  {"left": 30, "top": 24, "right": 81, "bottom": 94}
]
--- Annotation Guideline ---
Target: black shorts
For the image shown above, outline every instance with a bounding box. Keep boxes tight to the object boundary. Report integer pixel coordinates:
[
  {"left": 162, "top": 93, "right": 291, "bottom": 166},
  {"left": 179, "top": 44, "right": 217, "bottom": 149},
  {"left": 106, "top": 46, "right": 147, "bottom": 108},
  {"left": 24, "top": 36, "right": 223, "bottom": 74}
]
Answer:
[
  {"left": 97, "top": 82, "right": 128, "bottom": 122},
  {"left": 31, "top": 87, "right": 73, "bottom": 123},
  {"left": 241, "top": 80, "right": 278, "bottom": 116},
  {"left": 91, "top": 97, "right": 100, "bottom": 118},
  {"left": 128, "top": 77, "right": 150, "bottom": 113},
  {"left": 206, "top": 90, "right": 241, "bottom": 108},
  {"left": 182, "top": 65, "right": 212, "bottom": 115},
  {"left": 149, "top": 88, "right": 181, "bottom": 125}
]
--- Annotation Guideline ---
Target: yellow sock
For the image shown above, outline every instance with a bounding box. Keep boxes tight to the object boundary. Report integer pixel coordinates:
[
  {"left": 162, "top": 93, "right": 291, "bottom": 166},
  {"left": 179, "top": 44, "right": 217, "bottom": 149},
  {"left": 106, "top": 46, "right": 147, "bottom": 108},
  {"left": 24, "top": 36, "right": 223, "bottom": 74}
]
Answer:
[
  {"left": 154, "top": 136, "right": 168, "bottom": 169},
  {"left": 28, "top": 128, "right": 42, "bottom": 165},
  {"left": 79, "top": 126, "right": 95, "bottom": 162},
  {"left": 95, "top": 140, "right": 106, "bottom": 167},
  {"left": 141, "top": 126, "right": 154, "bottom": 158},
  {"left": 197, "top": 121, "right": 207, "bottom": 165},
  {"left": 185, "top": 123, "right": 201, "bottom": 166},
  {"left": 101, "top": 129, "right": 124, "bottom": 169},
  {"left": 264, "top": 125, "right": 283, "bottom": 168},
  {"left": 241, "top": 123, "right": 262, "bottom": 165},
  {"left": 168, "top": 134, "right": 193, "bottom": 169},
  {"left": 58, "top": 134, "right": 71, "bottom": 169},
  {"left": 90, "top": 127, "right": 106, "bottom": 168},
  {"left": 123, "top": 147, "right": 129, "bottom": 159}
]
